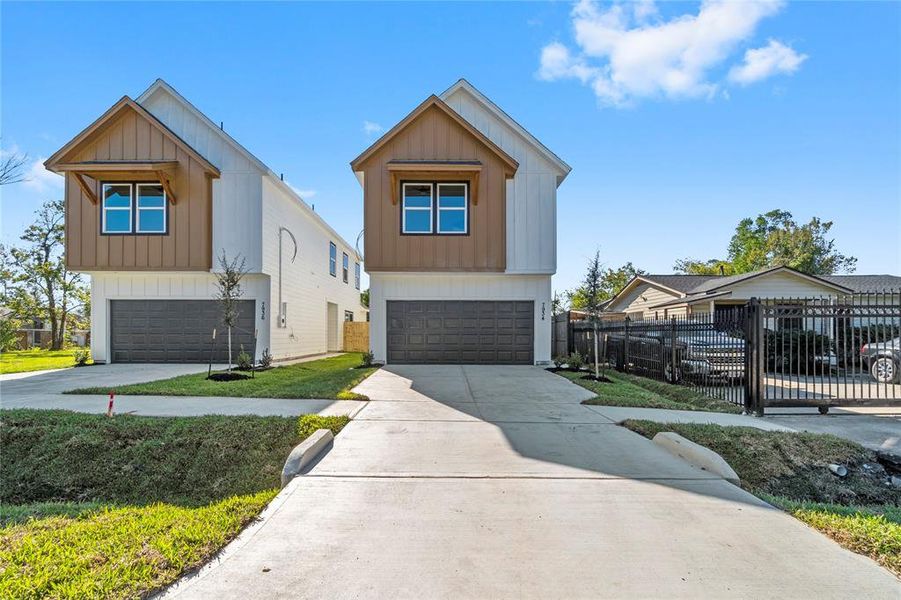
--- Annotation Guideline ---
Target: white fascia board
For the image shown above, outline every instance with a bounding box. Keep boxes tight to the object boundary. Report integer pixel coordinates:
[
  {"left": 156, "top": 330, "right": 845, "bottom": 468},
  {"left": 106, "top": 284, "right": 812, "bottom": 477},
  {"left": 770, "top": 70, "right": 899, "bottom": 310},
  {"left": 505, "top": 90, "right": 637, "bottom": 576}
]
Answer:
[{"left": 439, "top": 79, "right": 572, "bottom": 183}]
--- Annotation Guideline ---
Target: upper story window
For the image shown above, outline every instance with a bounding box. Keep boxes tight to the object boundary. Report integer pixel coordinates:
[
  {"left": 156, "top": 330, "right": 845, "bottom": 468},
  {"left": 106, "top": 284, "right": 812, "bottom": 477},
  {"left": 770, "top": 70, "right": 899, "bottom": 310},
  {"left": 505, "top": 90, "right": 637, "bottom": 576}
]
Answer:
[
  {"left": 329, "top": 242, "right": 337, "bottom": 276},
  {"left": 342, "top": 252, "right": 349, "bottom": 283},
  {"left": 354, "top": 262, "right": 361, "bottom": 290},
  {"left": 401, "top": 181, "right": 468, "bottom": 235},
  {"left": 101, "top": 182, "right": 167, "bottom": 235}
]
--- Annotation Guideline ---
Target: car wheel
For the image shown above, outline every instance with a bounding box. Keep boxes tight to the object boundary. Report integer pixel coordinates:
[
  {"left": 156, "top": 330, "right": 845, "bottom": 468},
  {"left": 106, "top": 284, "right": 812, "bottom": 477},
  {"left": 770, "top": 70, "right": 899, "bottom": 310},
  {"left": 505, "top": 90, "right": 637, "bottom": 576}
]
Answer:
[{"left": 871, "top": 357, "right": 898, "bottom": 384}]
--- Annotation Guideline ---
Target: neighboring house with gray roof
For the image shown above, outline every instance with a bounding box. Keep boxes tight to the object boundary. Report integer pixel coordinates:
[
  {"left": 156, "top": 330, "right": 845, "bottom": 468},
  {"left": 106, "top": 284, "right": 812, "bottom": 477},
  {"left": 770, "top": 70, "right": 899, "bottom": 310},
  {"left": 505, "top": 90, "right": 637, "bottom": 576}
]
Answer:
[{"left": 604, "top": 266, "right": 900, "bottom": 321}]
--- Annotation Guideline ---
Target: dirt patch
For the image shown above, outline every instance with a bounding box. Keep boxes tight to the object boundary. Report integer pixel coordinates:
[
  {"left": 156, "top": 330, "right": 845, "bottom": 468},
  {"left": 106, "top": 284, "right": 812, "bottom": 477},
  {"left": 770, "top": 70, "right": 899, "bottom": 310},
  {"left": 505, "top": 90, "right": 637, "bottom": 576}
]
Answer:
[
  {"left": 206, "top": 372, "right": 251, "bottom": 382},
  {"left": 623, "top": 420, "right": 901, "bottom": 506}
]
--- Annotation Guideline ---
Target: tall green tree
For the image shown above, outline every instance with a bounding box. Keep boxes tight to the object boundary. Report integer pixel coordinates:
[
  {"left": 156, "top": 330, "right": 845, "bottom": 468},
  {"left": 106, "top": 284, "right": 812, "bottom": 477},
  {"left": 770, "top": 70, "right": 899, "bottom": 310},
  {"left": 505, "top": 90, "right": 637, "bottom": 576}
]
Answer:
[
  {"left": 582, "top": 250, "right": 605, "bottom": 379},
  {"left": 2, "top": 199, "right": 88, "bottom": 350},
  {"left": 567, "top": 262, "right": 646, "bottom": 310},
  {"left": 674, "top": 210, "right": 856, "bottom": 276}
]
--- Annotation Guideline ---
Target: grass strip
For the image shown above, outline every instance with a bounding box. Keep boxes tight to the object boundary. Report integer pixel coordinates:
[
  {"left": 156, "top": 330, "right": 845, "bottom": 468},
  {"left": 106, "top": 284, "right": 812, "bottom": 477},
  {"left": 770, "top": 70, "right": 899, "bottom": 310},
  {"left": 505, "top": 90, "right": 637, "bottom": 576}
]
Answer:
[
  {"left": 557, "top": 369, "right": 741, "bottom": 413},
  {"left": 0, "top": 490, "right": 276, "bottom": 599},
  {"left": 66, "top": 353, "right": 375, "bottom": 400}
]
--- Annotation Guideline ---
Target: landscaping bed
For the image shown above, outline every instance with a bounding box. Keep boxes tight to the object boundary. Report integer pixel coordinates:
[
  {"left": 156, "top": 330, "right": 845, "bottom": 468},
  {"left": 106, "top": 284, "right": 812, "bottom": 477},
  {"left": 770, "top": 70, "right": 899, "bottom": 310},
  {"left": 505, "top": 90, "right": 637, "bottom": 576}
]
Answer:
[
  {"left": 0, "top": 348, "right": 90, "bottom": 374},
  {"left": 66, "top": 352, "right": 377, "bottom": 400},
  {"left": 624, "top": 420, "right": 901, "bottom": 575},
  {"left": 556, "top": 368, "right": 742, "bottom": 413},
  {"left": 0, "top": 409, "right": 349, "bottom": 598}
]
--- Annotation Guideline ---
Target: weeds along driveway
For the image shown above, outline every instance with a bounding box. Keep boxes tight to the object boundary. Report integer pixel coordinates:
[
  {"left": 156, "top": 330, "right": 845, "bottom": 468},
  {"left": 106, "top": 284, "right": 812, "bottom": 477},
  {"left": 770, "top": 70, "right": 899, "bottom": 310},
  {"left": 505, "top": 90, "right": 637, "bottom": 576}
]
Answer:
[{"left": 163, "top": 365, "right": 899, "bottom": 599}]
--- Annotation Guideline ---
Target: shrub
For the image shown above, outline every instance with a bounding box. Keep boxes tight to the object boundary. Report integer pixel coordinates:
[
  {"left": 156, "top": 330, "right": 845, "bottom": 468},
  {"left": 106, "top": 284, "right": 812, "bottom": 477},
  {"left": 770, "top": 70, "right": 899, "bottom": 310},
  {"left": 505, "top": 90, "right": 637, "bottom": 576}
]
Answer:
[
  {"left": 296, "top": 414, "right": 350, "bottom": 440},
  {"left": 236, "top": 345, "right": 253, "bottom": 371},
  {"left": 360, "top": 351, "right": 375, "bottom": 368},
  {"left": 73, "top": 347, "right": 90, "bottom": 366},
  {"left": 567, "top": 352, "right": 585, "bottom": 371},
  {"left": 259, "top": 348, "right": 273, "bottom": 369},
  {"left": 0, "top": 316, "right": 21, "bottom": 352},
  {"left": 552, "top": 355, "right": 566, "bottom": 369}
]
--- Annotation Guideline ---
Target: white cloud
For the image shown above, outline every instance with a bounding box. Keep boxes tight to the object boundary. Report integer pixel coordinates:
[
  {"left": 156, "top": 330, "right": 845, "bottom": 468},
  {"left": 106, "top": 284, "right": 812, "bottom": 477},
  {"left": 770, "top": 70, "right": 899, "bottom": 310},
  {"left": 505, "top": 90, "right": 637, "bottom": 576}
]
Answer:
[
  {"left": 728, "top": 39, "right": 808, "bottom": 85},
  {"left": 538, "top": 0, "right": 802, "bottom": 107},
  {"left": 286, "top": 181, "right": 316, "bottom": 199},
  {"left": 22, "top": 158, "right": 63, "bottom": 193},
  {"left": 362, "top": 121, "right": 384, "bottom": 136}
]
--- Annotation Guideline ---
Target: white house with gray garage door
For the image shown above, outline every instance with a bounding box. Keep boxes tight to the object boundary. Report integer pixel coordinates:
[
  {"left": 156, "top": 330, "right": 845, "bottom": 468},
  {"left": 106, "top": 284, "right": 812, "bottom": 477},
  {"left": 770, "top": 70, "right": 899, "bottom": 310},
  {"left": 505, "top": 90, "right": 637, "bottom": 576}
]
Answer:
[
  {"left": 350, "top": 79, "right": 570, "bottom": 364},
  {"left": 45, "top": 79, "right": 365, "bottom": 364}
]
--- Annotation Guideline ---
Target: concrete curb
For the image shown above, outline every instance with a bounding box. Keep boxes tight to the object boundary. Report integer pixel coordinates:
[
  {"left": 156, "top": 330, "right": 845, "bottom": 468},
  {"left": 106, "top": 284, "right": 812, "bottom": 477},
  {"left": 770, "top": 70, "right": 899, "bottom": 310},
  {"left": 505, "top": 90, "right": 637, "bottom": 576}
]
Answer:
[
  {"left": 652, "top": 432, "right": 741, "bottom": 486},
  {"left": 280, "top": 429, "right": 334, "bottom": 487}
]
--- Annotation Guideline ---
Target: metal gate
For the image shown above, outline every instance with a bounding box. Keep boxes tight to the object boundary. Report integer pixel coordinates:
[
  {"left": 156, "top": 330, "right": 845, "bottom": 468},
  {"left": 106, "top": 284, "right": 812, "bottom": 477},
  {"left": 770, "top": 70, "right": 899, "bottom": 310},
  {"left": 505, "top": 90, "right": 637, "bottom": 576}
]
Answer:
[{"left": 570, "top": 290, "right": 900, "bottom": 415}]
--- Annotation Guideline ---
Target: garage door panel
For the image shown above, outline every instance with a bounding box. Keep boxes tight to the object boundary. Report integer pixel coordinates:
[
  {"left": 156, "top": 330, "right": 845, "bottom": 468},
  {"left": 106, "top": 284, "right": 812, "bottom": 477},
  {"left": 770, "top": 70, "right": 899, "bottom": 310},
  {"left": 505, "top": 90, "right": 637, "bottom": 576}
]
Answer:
[
  {"left": 387, "top": 300, "right": 533, "bottom": 365},
  {"left": 110, "top": 300, "right": 255, "bottom": 363}
]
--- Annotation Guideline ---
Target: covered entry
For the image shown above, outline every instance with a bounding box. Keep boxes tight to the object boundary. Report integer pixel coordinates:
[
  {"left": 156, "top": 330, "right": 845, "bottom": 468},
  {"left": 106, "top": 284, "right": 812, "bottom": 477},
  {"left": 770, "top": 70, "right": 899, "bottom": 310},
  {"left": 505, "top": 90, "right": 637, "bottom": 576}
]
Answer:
[
  {"left": 109, "top": 299, "right": 255, "bottom": 363},
  {"left": 386, "top": 300, "right": 534, "bottom": 364}
]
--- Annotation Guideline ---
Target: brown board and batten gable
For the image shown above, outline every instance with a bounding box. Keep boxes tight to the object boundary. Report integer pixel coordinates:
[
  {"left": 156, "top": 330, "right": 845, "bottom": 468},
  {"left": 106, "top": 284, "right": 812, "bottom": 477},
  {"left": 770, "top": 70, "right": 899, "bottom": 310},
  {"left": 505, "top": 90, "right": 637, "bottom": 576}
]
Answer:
[
  {"left": 45, "top": 97, "right": 220, "bottom": 272},
  {"left": 350, "top": 96, "right": 518, "bottom": 272}
]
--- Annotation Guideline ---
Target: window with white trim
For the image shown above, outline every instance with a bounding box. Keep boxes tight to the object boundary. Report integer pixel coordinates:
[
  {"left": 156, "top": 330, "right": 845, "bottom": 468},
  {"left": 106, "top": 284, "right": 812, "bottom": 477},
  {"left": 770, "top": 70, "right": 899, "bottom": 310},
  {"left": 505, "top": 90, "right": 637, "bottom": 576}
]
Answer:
[
  {"left": 136, "top": 183, "right": 166, "bottom": 233},
  {"left": 436, "top": 183, "right": 467, "bottom": 234},
  {"left": 102, "top": 183, "right": 133, "bottom": 234},
  {"left": 101, "top": 182, "right": 168, "bottom": 234},
  {"left": 329, "top": 242, "right": 337, "bottom": 276},
  {"left": 401, "top": 183, "right": 433, "bottom": 234},
  {"left": 342, "top": 252, "right": 349, "bottom": 283}
]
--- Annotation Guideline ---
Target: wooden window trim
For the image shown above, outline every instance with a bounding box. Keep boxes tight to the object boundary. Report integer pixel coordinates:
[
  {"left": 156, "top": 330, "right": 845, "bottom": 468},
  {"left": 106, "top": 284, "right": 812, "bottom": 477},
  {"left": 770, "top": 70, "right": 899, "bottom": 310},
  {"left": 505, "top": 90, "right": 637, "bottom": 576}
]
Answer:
[{"left": 400, "top": 180, "right": 470, "bottom": 237}]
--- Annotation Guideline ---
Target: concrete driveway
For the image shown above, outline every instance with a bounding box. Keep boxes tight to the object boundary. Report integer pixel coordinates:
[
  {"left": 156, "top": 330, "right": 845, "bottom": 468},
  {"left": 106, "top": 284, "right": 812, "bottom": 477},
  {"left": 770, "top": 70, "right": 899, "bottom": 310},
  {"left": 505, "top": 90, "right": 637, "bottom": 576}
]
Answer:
[
  {"left": 0, "top": 363, "right": 364, "bottom": 417},
  {"left": 165, "top": 365, "right": 899, "bottom": 599}
]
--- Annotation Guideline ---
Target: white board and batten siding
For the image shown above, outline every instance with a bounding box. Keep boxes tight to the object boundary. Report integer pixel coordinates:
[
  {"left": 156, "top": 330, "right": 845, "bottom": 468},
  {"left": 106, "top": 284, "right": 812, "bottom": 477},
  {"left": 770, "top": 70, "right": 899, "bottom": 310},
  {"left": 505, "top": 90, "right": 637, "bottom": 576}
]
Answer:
[
  {"left": 90, "top": 272, "right": 270, "bottom": 363},
  {"left": 369, "top": 273, "right": 552, "bottom": 364},
  {"left": 139, "top": 87, "right": 264, "bottom": 272},
  {"left": 261, "top": 177, "right": 365, "bottom": 360},
  {"left": 441, "top": 89, "right": 559, "bottom": 275}
]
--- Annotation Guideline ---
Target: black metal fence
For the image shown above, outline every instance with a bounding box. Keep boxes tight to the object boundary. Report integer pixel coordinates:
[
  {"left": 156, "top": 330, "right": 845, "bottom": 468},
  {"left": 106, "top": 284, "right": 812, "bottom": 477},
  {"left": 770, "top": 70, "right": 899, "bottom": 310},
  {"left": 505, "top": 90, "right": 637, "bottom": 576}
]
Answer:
[{"left": 559, "top": 291, "right": 901, "bottom": 414}]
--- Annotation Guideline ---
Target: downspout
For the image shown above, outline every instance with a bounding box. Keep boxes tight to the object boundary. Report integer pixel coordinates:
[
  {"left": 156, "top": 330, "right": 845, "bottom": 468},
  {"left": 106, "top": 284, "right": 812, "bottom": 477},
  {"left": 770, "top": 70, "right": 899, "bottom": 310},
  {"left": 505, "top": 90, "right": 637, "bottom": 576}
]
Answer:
[{"left": 277, "top": 227, "right": 298, "bottom": 327}]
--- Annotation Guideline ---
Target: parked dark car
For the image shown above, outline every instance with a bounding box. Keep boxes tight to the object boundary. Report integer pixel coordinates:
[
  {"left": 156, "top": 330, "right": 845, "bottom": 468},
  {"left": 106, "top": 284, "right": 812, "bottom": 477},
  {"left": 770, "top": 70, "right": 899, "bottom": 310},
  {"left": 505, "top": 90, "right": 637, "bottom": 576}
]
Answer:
[{"left": 861, "top": 337, "right": 900, "bottom": 383}]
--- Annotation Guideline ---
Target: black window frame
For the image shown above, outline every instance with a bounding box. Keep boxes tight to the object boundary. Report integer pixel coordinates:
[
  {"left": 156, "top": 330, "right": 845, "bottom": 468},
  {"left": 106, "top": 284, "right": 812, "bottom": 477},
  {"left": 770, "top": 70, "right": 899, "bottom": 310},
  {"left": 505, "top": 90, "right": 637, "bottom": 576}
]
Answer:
[
  {"left": 354, "top": 262, "right": 361, "bottom": 290},
  {"left": 400, "top": 180, "right": 470, "bottom": 236},
  {"left": 344, "top": 310, "right": 354, "bottom": 322}
]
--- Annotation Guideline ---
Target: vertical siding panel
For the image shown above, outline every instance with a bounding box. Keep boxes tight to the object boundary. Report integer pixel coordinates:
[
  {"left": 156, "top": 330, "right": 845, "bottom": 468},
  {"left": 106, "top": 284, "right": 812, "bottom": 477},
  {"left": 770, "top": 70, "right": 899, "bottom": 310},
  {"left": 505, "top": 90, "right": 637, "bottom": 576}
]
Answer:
[
  {"left": 189, "top": 161, "right": 205, "bottom": 267},
  {"left": 174, "top": 149, "right": 189, "bottom": 266}
]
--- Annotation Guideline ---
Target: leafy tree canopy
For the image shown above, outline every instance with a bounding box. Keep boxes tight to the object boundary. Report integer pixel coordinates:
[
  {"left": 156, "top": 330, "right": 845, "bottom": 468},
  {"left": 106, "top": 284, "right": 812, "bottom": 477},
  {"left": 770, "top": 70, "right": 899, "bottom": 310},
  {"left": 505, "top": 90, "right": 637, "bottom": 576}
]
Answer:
[
  {"left": 674, "top": 210, "right": 856, "bottom": 276},
  {"left": 566, "top": 261, "right": 646, "bottom": 311}
]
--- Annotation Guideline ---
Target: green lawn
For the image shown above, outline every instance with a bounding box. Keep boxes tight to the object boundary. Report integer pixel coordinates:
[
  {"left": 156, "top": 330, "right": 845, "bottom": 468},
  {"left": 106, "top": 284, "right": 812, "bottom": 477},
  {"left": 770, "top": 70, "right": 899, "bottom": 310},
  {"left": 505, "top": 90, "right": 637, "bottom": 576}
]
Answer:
[
  {"left": 623, "top": 420, "right": 900, "bottom": 575},
  {"left": 67, "top": 352, "right": 377, "bottom": 400},
  {"left": 556, "top": 368, "right": 742, "bottom": 413},
  {"left": 0, "top": 348, "right": 90, "bottom": 374},
  {"left": 0, "top": 409, "right": 349, "bottom": 598}
]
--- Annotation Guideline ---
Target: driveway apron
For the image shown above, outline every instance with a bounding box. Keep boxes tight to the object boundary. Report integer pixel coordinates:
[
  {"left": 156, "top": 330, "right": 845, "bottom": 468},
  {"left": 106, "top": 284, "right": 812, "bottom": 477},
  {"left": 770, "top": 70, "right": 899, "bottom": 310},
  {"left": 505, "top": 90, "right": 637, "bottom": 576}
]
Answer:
[{"left": 164, "top": 365, "right": 900, "bottom": 599}]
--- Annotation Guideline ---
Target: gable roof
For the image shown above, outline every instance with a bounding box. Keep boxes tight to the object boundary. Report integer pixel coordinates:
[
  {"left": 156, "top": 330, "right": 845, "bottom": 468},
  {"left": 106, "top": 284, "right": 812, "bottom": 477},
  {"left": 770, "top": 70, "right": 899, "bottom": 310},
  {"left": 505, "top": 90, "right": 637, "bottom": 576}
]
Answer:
[
  {"left": 606, "top": 266, "right": 863, "bottom": 312},
  {"left": 440, "top": 79, "right": 572, "bottom": 182},
  {"left": 349, "top": 94, "right": 519, "bottom": 175},
  {"left": 136, "top": 79, "right": 358, "bottom": 254},
  {"left": 821, "top": 275, "right": 901, "bottom": 292},
  {"left": 44, "top": 96, "right": 220, "bottom": 176}
]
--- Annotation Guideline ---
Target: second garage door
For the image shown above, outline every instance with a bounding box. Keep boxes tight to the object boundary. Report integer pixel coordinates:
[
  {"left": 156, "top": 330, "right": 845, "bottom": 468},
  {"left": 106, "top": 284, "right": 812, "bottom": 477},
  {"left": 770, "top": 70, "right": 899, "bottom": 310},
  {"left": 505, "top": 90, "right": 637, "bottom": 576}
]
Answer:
[
  {"left": 110, "top": 299, "right": 256, "bottom": 363},
  {"left": 387, "top": 300, "right": 534, "bottom": 364}
]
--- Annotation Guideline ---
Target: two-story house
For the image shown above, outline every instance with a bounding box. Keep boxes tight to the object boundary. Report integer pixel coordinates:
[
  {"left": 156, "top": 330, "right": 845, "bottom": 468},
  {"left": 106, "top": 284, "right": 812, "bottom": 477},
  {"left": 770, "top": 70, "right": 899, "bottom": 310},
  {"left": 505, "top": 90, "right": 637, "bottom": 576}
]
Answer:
[
  {"left": 350, "top": 79, "right": 570, "bottom": 364},
  {"left": 45, "top": 79, "right": 365, "bottom": 364}
]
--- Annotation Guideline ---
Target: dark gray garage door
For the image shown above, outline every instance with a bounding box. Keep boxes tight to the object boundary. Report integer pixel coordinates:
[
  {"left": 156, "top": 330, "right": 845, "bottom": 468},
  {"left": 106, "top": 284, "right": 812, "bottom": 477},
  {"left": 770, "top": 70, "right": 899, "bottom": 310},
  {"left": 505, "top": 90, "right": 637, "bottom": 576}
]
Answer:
[
  {"left": 110, "top": 300, "right": 256, "bottom": 363},
  {"left": 387, "top": 300, "right": 534, "bottom": 364}
]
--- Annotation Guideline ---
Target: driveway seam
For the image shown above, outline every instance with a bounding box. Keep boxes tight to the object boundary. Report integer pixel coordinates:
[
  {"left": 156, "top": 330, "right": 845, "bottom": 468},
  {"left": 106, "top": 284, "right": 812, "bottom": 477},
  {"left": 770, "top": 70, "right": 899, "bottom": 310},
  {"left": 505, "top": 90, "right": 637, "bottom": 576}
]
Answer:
[{"left": 303, "top": 474, "right": 725, "bottom": 481}]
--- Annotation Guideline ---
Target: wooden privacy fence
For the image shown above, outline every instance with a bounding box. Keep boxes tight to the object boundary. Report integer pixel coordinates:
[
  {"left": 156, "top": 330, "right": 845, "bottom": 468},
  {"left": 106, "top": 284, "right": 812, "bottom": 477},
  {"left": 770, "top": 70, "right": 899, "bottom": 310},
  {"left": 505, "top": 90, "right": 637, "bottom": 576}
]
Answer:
[{"left": 343, "top": 321, "right": 370, "bottom": 352}]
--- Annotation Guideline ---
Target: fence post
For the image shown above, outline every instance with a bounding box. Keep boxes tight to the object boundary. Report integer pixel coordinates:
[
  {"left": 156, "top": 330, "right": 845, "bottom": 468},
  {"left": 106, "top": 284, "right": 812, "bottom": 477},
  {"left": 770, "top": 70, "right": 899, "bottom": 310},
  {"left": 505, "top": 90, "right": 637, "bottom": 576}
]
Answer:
[
  {"left": 745, "top": 298, "right": 765, "bottom": 416},
  {"left": 670, "top": 316, "right": 677, "bottom": 383},
  {"left": 624, "top": 316, "right": 631, "bottom": 374}
]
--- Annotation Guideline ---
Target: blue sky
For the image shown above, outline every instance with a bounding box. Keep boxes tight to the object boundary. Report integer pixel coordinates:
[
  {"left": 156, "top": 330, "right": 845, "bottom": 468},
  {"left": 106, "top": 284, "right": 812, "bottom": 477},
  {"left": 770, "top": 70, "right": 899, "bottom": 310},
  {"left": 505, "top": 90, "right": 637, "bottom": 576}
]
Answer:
[{"left": 2, "top": 1, "right": 899, "bottom": 295}]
